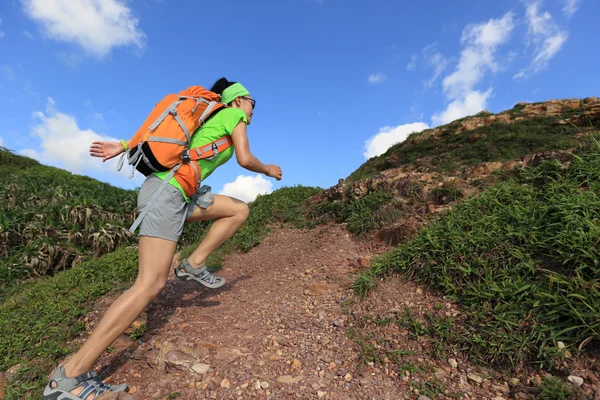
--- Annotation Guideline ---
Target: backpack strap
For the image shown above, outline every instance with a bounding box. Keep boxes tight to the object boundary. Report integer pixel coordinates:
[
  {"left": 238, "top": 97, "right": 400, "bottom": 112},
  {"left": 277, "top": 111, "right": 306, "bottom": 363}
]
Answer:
[
  {"left": 146, "top": 98, "right": 219, "bottom": 146},
  {"left": 184, "top": 136, "right": 233, "bottom": 162}
]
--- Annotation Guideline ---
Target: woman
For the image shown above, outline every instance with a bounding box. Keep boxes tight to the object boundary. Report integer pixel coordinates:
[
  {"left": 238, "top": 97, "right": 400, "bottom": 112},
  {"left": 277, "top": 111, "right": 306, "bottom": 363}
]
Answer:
[{"left": 43, "top": 78, "right": 282, "bottom": 400}]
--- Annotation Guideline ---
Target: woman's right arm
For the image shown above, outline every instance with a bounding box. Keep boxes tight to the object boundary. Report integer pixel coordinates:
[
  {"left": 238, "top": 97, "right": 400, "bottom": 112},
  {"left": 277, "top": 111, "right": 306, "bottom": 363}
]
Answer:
[{"left": 231, "top": 122, "right": 282, "bottom": 180}]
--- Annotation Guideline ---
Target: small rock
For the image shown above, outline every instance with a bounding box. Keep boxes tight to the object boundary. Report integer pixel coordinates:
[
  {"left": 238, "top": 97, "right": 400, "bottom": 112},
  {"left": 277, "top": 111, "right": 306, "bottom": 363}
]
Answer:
[
  {"left": 220, "top": 378, "right": 230, "bottom": 388},
  {"left": 448, "top": 359, "right": 458, "bottom": 369},
  {"left": 260, "top": 381, "right": 270, "bottom": 389},
  {"left": 565, "top": 350, "right": 572, "bottom": 358},
  {"left": 317, "top": 391, "right": 327, "bottom": 398},
  {"left": 164, "top": 350, "right": 195, "bottom": 371},
  {"left": 344, "top": 373, "right": 353, "bottom": 382},
  {"left": 291, "top": 359, "right": 302, "bottom": 371},
  {"left": 96, "top": 393, "right": 136, "bottom": 400},
  {"left": 277, "top": 375, "right": 302, "bottom": 384},
  {"left": 492, "top": 384, "right": 510, "bottom": 394},
  {"left": 514, "top": 394, "right": 535, "bottom": 400},
  {"left": 509, "top": 378, "right": 520, "bottom": 386},
  {"left": 191, "top": 363, "right": 210, "bottom": 375},
  {"left": 467, "top": 373, "right": 483, "bottom": 384},
  {"left": 416, "top": 288, "right": 423, "bottom": 295},
  {"left": 253, "top": 380, "right": 261, "bottom": 390},
  {"left": 557, "top": 341, "right": 565, "bottom": 349},
  {"left": 567, "top": 375, "right": 584, "bottom": 387}
]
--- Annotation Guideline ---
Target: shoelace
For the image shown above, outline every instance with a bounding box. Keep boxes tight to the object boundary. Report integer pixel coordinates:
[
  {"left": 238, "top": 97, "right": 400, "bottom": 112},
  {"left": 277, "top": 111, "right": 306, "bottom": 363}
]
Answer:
[
  {"left": 91, "top": 376, "right": 111, "bottom": 392},
  {"left": 198, "top": 269, "right": 217, "bottom": 284}
]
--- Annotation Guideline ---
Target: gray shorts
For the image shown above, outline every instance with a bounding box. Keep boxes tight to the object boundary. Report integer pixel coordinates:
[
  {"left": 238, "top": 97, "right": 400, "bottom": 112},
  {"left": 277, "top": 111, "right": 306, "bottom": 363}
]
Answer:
[{"left": 136, "top": 175, "right": 213, "bottom": 242}]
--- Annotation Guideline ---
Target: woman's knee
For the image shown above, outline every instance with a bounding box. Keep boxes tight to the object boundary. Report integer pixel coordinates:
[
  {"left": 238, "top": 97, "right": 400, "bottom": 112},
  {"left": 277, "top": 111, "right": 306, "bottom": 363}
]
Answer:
[
  {"left": 134, "top": 276, "right": 168, "bottom": 298},
  {"left": 236, "top": 202, "right": 250, "bottom": 222}
]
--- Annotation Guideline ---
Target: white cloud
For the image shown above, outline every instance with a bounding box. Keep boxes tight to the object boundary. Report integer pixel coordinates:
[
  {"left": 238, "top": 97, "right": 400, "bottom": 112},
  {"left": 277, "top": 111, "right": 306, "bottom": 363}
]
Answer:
[
  {"left": 21, "top": 0, "right": 146, "bottom": 58},
  {"left": 23, "top": 30, "right": 34, "bottom": 39},
  {"left": 423, "top": 51, "right": 448, "bottom": 88},
  {"left": 219, "top": 174, "right": 274, "bottom": 203},
  {"left": 443, "top": 12, "right": 514, "bottom": 99},
  {"left": 0, "top": 18, "right": 5, "bottom": 39},
  {"left": 433, "top": 12, "right": 514, "bottom": 126},
  {"left": 0, "top": 137, "right": 4, "bottom": 147},
  {"left": 563, "top": 0, "right": 579, "bottom": 16},
  {"left": 432, "top": 89, "right": 492, "bottom": 126},
  {"left": 515, "top": 1, "right": 568, "bottom": 79},
  {"left": 407, "top": 54, "right": 417, "bottom": 71},
  {"left": 363, "top": 122, "right": 429, "bottom": 159},
  {"left": 20, "top": 97, "right": 120, "bottom": 174},
  {"left": 368, "top": 73, "right": 386, "bottom": 84}
]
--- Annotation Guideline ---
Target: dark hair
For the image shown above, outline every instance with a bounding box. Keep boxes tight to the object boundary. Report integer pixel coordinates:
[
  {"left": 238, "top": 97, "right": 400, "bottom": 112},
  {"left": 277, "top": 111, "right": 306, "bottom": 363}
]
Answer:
[{"left": 210, "top": 77, "right": 237, "bottom": 95}]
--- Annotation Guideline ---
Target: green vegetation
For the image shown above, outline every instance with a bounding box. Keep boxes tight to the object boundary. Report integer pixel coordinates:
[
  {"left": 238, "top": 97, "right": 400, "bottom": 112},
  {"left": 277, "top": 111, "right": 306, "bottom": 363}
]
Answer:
[
  {"left": 348, "top": 116, "right": 582, "bottom": 182},
  {"left": 0, "top": 247, "right": 138, "bottom": 398},
  {"left": 310, "top": 190, "right": 401, "bottom": 236},
  {"left": 0, "top": 148, "right": 138, "bottom": 293},
  {"left": 354, "top": 136, "right": 600, "bottom": 369},
  {"left": 538, "top": 376, "right": 573, "bottom": 399},
  {"left": 429, "top": 181, "right": 463, "bottom": 205}
]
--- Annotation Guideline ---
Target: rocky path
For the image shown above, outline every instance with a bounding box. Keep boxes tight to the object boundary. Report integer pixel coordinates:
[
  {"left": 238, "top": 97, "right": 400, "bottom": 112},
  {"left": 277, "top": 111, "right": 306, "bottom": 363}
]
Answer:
[
  {"left": 91, "top": 225, "right": 401, "bottom": 399},
  {"left": 74, "top": 224, "right": 597, "bottom": 400}
]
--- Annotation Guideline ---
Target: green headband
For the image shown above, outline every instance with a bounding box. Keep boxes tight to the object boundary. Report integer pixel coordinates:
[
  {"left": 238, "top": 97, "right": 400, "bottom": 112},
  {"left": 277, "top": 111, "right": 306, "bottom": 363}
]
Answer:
[{"left": 221, "top": 83, "right": 250, "bottom": 104}]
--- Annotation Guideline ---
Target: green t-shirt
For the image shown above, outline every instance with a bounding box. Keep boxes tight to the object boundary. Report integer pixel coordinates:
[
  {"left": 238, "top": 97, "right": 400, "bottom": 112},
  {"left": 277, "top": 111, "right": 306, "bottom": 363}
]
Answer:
[{"left": 153, "top": 107, "right": 247, "bottom": 201}]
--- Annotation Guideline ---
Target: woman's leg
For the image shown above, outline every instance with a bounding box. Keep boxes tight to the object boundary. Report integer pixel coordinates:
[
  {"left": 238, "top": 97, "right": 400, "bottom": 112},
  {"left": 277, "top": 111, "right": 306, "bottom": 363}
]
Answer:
[
  {"left": 56, "top": 236, "right": 177, "bottom": 398},
  {"left": 184, "top": 194, "right": 249, "bottom": 268}
]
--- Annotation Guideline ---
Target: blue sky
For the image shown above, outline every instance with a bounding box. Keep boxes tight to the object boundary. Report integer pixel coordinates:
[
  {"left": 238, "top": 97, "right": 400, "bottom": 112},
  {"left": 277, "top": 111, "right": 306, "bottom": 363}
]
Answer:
[{"left": 0, "top": 0, "right": 598, "bottom": 202}]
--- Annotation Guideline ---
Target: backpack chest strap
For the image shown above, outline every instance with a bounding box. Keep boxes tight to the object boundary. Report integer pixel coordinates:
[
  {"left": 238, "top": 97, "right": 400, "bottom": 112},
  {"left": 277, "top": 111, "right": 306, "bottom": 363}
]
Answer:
[{"left": 184, "top": 136, "right": 233, "bottom": 162}]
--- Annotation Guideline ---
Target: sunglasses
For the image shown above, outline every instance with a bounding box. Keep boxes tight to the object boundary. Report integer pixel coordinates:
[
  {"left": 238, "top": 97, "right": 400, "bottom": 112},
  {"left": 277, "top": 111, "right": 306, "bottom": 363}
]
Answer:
[{"left": 242, "top": 97, "right": 256, "bottom": 110}]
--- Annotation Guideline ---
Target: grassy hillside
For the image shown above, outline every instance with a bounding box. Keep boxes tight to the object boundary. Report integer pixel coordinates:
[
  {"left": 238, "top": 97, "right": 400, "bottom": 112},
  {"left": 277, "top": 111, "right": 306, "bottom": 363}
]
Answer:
[
  {"left": 355, "top": 135, "right": 600, "bottom": 369},
  {"left": 348, "top": 99, "right": 598, "bottom": 182},
  {"left": 0, "top": 148, "right": 138, "bottom": 294}
]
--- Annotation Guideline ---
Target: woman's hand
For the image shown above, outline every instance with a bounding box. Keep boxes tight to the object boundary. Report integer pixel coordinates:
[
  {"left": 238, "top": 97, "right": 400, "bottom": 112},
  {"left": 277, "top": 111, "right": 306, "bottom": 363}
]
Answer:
[
  {"left": 266, "top": 164, "right": 282, "bottom": 181},
  {"left": 89, "top": 141, "right": 125, "bottom": 162}
]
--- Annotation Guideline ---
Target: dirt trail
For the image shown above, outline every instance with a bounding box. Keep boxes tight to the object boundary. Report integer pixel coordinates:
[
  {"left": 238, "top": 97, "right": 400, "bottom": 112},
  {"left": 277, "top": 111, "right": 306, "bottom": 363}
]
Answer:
[
  {"left": 87, "top": 225, "right": 403, "bottom": 399},
  {"left": 79, "top": 224, "right": 579, "bottom": 400}
]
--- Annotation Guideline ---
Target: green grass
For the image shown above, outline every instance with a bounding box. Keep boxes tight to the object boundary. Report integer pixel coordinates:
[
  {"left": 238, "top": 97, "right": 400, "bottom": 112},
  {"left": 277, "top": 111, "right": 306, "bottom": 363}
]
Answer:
[
  {"left": 347, "top": 116, "right": 582, "bottom": 182},
  {"left": 354, "top": 136, "right": 600, "bottom": 369},
  {"left": 538, "top": 376, "right": 573, "bottom": 399},
  {"left": 0, "top": 247, "right": 139, "bottom": 398},
  {"left": 0, "top": 148, "right": 138, "bottom": 292},
  {"left": 309, "top": 190, "right": 398, "bottom": 236}
]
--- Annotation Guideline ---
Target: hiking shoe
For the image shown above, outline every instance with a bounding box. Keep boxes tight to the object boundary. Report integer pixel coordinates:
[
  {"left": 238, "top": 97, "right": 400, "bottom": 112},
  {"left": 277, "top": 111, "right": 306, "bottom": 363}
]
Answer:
[
  {"left": 174, "top": 258, "right": 226, "bottom": 289},
  {"left": 43, "top": 365, "right": 128, "bottom": 399}
]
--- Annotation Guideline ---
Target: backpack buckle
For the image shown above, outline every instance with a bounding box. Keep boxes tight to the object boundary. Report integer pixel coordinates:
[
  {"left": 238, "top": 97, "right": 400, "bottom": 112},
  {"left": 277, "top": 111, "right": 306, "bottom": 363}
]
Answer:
[{"left": 180, "top": 149, "right": 191, "bottom": 163}]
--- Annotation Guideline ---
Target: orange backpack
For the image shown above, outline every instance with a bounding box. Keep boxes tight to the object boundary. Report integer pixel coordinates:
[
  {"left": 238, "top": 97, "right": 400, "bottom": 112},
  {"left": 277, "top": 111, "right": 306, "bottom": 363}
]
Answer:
[
  {"left": 120, "top": 86, "right": 233, "bottom": 197},
  {"left": 119, "top": 86, "right": 234, "bottom": 232}
]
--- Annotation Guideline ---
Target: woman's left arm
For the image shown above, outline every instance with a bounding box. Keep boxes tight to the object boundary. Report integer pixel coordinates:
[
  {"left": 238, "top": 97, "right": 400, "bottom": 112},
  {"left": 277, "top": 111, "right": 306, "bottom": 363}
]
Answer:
[{"left": 89, "top": 141, "right": 125, "bottom": 162}]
